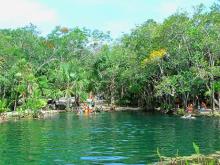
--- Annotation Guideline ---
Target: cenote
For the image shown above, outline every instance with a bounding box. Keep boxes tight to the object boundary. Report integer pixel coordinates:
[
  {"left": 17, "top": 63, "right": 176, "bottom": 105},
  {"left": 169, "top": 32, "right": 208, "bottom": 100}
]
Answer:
[{"left": 0, "top": 111, "right": 220, "bottom": 165}]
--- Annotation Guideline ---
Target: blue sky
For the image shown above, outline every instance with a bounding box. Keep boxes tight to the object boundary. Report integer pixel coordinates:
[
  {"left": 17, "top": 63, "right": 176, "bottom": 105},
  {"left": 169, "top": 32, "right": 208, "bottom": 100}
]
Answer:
[{"left": 0, "top": 0, "right": 216, "bottom": 37}]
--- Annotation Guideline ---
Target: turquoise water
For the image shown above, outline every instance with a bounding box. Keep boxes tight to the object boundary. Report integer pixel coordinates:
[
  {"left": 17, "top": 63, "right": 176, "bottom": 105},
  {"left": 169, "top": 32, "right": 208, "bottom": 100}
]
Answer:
[{"left": 0, "top": 111, "right": 220, "bottom": 164}]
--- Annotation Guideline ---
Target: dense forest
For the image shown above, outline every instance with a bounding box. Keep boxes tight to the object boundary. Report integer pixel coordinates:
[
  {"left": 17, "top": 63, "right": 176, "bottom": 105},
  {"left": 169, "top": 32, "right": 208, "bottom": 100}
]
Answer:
[{"left": 0, "top": 2, "right": 220, "bottom": 113}]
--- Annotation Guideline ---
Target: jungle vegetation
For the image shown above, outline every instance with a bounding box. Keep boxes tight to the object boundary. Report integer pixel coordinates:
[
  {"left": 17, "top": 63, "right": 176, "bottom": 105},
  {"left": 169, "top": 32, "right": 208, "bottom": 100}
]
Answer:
[{"left": 0, "top": 2, "right": 220, "bottom": 113}]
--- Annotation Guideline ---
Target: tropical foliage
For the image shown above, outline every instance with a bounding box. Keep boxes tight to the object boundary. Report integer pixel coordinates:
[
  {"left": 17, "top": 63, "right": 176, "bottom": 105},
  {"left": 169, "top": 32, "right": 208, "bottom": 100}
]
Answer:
[{"left": 0, "top": 2, "right": 220, "bottom": 112}]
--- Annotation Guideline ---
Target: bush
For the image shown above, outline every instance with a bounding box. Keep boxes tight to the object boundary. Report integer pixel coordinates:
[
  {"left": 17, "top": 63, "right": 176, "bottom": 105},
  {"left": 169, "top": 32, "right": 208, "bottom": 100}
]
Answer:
[
  {"left": 0, "top": 99, "right": 9, "bottom": 113},
  {"left": 159, "top": 103, "right": 173, "bottom": 113},
  {"left": 19, "top": 98, "right": 47, "bottom": 111},
  {"left": 176, "top": 108, "right": 185, "bottom": 115}
]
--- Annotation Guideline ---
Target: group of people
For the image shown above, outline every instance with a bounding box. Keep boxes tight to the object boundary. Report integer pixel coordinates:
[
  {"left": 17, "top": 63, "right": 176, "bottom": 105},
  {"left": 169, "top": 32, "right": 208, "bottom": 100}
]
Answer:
[
  {"left": 77, "top": 96, "right": 95, "bottom": 115},
  {"left": 186, "top": 101, "right": 207, "bottom": 114}
]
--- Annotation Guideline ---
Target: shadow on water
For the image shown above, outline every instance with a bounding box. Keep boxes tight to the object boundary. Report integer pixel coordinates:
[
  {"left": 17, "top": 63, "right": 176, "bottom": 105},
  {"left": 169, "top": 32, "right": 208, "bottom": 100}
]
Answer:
[{"left": 0, "top": 111, "right": 220, "bottom": 164}]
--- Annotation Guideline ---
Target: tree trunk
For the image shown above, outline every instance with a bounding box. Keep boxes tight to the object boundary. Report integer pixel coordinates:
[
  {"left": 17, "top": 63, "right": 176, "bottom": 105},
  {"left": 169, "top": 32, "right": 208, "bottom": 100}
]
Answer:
[
  {"left": 182, "top": 93, "right": 189, "bottom": 110},
  {"left": 208, "top": 51, "right": 215, "bottom": 112},
  {"left": 121, "top": 85, "right": 124, "bottom": 99},
  {"left": 3, "top": 87, "right": 6, "bottom": 98},
  {"left": 211, "top": 79, "right": 215, "bottom": 112},
  {"left": 218, "top": 92, "right": 220, "bottom": 112},
  {"left": 14, "top": 94, "right": 17, "bottom": 111},
  {"left": 214, "top": 93, "right": 220, "bottom": 111},
  {"left": 110, "top": 77, "right": 115, "bottom": 106}
]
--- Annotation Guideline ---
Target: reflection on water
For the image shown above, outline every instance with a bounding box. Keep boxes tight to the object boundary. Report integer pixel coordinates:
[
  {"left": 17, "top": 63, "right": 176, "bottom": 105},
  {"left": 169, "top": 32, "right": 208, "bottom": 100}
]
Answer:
[{"left": 0, "top": 111, "right": 220, "bottom": 164}]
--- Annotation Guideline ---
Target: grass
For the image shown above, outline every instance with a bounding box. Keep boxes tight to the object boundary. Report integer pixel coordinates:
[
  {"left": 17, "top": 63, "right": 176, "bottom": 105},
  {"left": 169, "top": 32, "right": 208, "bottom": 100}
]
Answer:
[{"left": 155, "top": 143, "right": 220, "bottom": 165}]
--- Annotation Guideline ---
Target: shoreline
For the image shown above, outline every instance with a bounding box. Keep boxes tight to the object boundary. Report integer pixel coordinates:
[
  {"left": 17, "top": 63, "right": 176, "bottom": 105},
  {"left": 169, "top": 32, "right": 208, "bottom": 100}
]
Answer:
[
  {"left": 175, "top": 110, "right": 220, "bottom": 118},
  {"left": 0, "top": 109, "right": 67, "bottom": 123},
  {"left": 0, "top": 106, "right": 143, "bottom": 123},
  {"left": 101, "top": 105, "right": 144, "bottom": 111},
  {"left": 1, "top": 106, "right": 220, "bottom": 123},
  {"left": 155, "top": 151, "right": 220, "bottom": 164}
]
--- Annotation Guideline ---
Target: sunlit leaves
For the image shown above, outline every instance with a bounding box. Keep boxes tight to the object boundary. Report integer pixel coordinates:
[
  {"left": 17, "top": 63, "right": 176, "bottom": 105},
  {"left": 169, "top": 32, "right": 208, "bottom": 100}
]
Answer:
[{"left": 142, "top": 49, "right": 167, "bottom": 66}]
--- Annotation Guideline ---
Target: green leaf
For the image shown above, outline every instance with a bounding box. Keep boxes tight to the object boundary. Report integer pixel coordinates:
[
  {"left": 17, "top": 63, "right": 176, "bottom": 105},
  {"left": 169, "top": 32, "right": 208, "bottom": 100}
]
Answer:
[{"left": 193, "top": 142, "right": 200, "bottom": 155}]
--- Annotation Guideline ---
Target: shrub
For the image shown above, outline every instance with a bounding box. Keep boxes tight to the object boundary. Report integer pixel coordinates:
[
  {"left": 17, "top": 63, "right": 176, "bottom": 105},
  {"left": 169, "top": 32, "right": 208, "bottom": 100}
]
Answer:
[{"left": 0, "top": 99, "right": 9, "bottom": 113}]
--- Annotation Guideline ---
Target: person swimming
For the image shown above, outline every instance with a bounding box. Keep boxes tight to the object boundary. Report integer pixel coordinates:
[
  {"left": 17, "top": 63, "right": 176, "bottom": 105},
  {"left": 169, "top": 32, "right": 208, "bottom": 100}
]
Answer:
[
  {"left": 187, "top": 103, "right": 193, "bottom": 113},
  {"left": 199, "top": 101, "right": 207, "bottom": 112}
]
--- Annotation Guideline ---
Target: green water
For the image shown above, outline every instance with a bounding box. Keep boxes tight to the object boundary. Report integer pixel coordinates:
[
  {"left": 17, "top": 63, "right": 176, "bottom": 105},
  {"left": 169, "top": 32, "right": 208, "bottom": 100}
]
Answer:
[{"left": 0, "top": 111, "right": 220, "bottom": 165}]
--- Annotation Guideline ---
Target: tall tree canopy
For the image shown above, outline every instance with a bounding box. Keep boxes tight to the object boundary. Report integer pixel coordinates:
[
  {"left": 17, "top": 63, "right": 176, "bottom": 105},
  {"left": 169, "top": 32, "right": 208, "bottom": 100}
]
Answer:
[{"left": 0, "top": 2, "right": 220, "bottom": 112}]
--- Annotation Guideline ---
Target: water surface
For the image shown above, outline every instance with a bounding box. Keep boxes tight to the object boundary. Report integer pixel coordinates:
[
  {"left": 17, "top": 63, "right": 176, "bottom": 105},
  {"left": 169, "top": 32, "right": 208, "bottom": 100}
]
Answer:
[{"left": 0, "top": 111, "right": 220, "bottom": 164}]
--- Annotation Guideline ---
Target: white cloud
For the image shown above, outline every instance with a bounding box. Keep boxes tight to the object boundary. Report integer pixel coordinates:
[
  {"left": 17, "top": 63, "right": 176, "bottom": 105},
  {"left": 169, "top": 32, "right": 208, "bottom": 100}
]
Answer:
[
  {"left": 0, "top": 0, "right": 215, "bottom": 37},
  {"left": 0, "top": 0, "right": 58, "bottom": 34}
]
